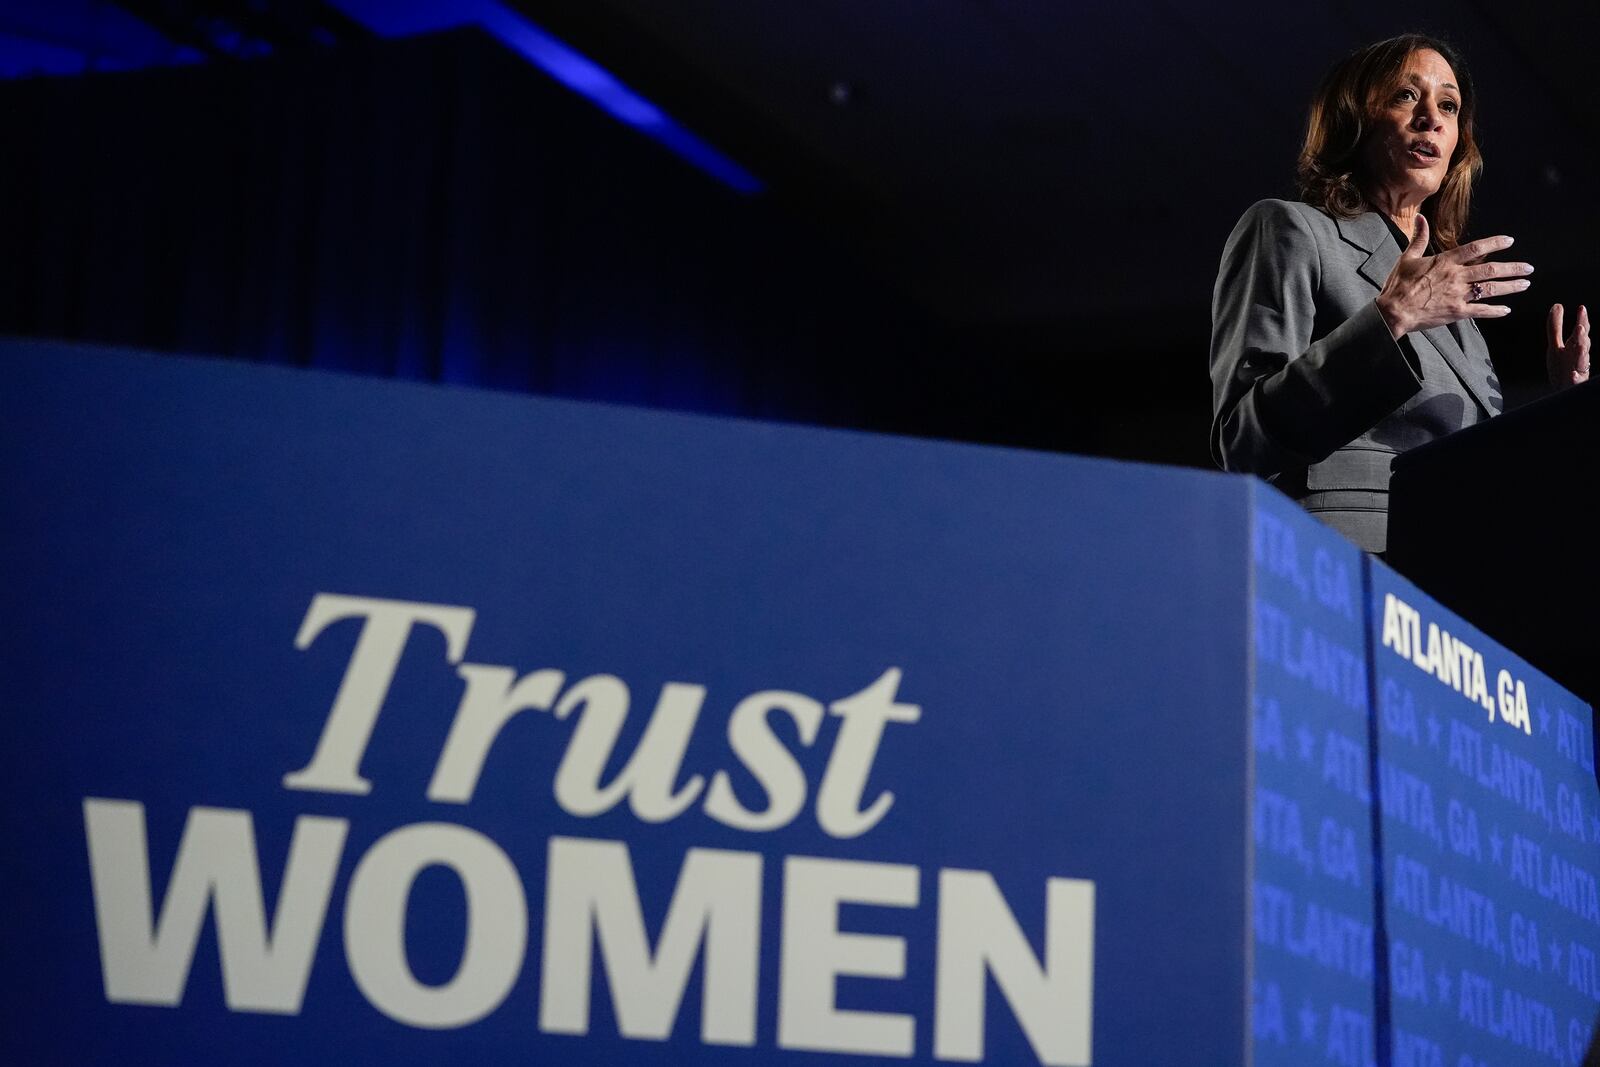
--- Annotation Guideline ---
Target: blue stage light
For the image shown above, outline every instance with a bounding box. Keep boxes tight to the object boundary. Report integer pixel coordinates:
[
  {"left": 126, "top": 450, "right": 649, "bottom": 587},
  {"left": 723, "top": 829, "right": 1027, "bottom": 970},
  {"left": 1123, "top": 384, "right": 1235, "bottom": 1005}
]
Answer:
[{"left": 329, "top": 0, "right": 763, "bottom": 194}]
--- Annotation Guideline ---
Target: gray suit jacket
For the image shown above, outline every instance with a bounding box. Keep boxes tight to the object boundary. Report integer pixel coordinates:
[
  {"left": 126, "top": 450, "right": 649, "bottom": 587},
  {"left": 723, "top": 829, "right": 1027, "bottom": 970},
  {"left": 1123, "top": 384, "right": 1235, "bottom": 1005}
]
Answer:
[{"left": 1209, "top": 199, "right": 1502, "bottom": 552}]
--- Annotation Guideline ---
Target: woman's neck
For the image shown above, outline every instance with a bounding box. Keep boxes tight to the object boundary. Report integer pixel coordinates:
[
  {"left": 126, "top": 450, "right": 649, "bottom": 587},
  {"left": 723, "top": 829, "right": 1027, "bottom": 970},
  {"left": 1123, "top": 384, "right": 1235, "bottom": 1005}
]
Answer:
[
  {"left": 1367, "top": 186, "right": 1425, "bottom": 235},
  {"left": 1386, "top": 204, "right": 1421, "bottom": 233}
]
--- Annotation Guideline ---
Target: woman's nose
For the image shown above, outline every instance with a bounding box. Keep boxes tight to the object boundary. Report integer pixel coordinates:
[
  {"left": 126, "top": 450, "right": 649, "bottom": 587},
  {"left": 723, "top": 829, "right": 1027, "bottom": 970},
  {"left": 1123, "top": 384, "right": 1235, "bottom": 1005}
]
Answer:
[{"left": 1411, "top": 107, "right": 1441, "bottom": 131}]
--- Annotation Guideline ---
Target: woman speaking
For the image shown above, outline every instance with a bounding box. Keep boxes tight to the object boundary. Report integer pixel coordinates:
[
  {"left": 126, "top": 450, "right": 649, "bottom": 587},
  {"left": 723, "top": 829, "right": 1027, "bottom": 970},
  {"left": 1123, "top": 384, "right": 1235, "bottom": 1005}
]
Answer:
[{"left": 1209, "top": 33, "right": 1591, "bottom": 553}]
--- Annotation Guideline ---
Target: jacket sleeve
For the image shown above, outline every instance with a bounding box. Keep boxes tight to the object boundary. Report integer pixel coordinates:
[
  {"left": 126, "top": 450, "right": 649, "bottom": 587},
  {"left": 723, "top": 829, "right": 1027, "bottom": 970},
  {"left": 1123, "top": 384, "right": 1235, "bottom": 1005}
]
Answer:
[{"left": 1209, "top": 200, "right": 1422, "bottom": 475}]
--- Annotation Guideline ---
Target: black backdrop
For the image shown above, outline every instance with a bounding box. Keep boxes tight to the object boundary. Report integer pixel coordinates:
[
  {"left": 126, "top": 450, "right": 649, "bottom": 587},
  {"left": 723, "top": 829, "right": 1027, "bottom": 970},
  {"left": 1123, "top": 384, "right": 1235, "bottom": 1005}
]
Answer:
[
  {"left": 0, "top": 33, "right": 928, "bottom": 428},
  {"left": 0, "top": 27, "right": 1242, "bottom": 466}
]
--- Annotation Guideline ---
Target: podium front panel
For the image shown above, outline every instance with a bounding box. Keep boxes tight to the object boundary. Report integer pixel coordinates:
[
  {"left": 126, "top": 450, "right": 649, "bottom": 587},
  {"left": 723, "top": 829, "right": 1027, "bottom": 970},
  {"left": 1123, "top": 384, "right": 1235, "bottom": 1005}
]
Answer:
[{"left": 0, "top": 340, "right": 1260, "bottom": 1066}]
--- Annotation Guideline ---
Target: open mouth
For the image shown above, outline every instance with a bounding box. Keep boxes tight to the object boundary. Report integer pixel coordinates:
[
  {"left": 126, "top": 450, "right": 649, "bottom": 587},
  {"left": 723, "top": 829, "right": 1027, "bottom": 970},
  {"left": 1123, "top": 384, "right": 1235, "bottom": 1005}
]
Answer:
[{"left": 1407, "top": 141, "right": 1441, "bottom": 163}]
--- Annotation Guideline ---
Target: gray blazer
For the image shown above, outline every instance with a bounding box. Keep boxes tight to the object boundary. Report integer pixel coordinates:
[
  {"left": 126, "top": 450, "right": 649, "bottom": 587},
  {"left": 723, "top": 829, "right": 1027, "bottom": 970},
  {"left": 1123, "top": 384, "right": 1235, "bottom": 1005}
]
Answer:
[{"left": 1209, "top": 199, "right": 1502, "bottom": 553}]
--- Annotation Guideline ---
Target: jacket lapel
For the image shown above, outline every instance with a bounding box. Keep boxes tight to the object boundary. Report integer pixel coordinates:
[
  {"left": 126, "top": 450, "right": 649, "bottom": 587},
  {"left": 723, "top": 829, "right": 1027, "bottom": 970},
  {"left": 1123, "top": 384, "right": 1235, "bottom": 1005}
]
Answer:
[
  {"left": 1335, "top": 212, "right": 1495, "bottom": 417},
  {"left": 1338, "top": 212, "right": 1400, "bottom": 290}
]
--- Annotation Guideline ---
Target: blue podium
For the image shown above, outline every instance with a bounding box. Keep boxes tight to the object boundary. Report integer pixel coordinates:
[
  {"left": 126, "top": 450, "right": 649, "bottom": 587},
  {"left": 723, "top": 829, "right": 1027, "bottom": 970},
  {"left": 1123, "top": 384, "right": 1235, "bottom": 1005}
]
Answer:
[{"left": 1, "top": 339, "right": 1594, "bottom": 1066}]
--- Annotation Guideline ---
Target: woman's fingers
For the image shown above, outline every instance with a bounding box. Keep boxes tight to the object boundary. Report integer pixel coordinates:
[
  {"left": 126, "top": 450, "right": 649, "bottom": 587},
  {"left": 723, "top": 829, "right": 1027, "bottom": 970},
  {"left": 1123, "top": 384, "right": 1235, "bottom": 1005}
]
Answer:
[
  {"left": 1403, "top": 214, "right": 1430, "bottom": 259},
  {"left": 1577, "top": 306, "right": 1592, "bottom": 378},
  {"left": 1467, "top": 279, "right": 1531, "bottom": 301},
  {"left": 1463, "top": 260, "right": 1534, "bottom": 282},
  {"left": 1547, "top": 303, "right": 1591, "bottom": 385},
  {"left": 1447, "top": 234, "right": 1515, "bottom": 264}
]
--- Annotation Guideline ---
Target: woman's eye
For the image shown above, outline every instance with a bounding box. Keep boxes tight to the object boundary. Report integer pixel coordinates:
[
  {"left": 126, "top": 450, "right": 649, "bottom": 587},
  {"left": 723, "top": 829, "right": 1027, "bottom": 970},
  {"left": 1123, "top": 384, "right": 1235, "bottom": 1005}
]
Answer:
[
  {"left": 1395, "top": 88, "right": 1417, "bottom": 102},
  {"left": 1441, "top": 99, "right": 1459, "bottom": 113}
]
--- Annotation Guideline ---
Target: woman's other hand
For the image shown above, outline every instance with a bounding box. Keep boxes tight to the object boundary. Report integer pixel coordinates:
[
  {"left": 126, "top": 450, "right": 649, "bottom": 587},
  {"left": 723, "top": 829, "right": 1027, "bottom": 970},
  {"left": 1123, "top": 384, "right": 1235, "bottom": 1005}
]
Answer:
[
  {"left": 1546, "top": 303, "right": 1591, "bottom": 388},
  {"left": 1375, "top": 215, "right": 1534, "bottom": 339}
]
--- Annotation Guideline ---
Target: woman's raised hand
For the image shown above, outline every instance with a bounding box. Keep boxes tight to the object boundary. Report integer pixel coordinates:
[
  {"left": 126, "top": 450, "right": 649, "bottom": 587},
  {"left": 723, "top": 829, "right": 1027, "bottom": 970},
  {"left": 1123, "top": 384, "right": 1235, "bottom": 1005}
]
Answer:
[
  {"left": 1376, "top": 215, "right": 1534, "bottom": 340},
  {"left": 1546, "top": 303, "right": 1591, "bottom": 388}
]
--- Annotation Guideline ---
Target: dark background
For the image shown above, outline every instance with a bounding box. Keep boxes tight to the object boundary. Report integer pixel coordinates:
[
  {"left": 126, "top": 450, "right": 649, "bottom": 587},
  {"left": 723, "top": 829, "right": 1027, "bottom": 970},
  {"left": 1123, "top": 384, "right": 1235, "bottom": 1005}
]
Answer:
[{"left": 2, "top": 0, "right": 1596, "bottom": 467}]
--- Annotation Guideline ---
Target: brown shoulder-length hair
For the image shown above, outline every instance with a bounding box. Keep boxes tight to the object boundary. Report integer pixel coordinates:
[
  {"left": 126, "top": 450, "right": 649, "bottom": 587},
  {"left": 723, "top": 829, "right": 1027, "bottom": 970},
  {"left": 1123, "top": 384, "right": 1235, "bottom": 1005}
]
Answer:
[{"left": 1297, "top": 34, "right": 1482, "bottom": 250}]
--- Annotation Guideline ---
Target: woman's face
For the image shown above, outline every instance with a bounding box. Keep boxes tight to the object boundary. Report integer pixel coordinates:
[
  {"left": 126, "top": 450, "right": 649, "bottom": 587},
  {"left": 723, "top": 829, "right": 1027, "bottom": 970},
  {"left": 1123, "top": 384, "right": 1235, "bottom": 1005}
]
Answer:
[{"left": 1362, "top": 48, "right": 1461, "bottom": 208}]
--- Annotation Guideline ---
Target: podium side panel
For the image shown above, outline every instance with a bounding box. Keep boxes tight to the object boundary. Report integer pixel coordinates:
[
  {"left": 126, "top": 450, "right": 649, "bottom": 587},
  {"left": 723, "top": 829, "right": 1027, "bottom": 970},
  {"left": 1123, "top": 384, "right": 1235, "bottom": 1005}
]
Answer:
[{"left": 1368, "top": 562, "right": 1600, "bottom": 1067}]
